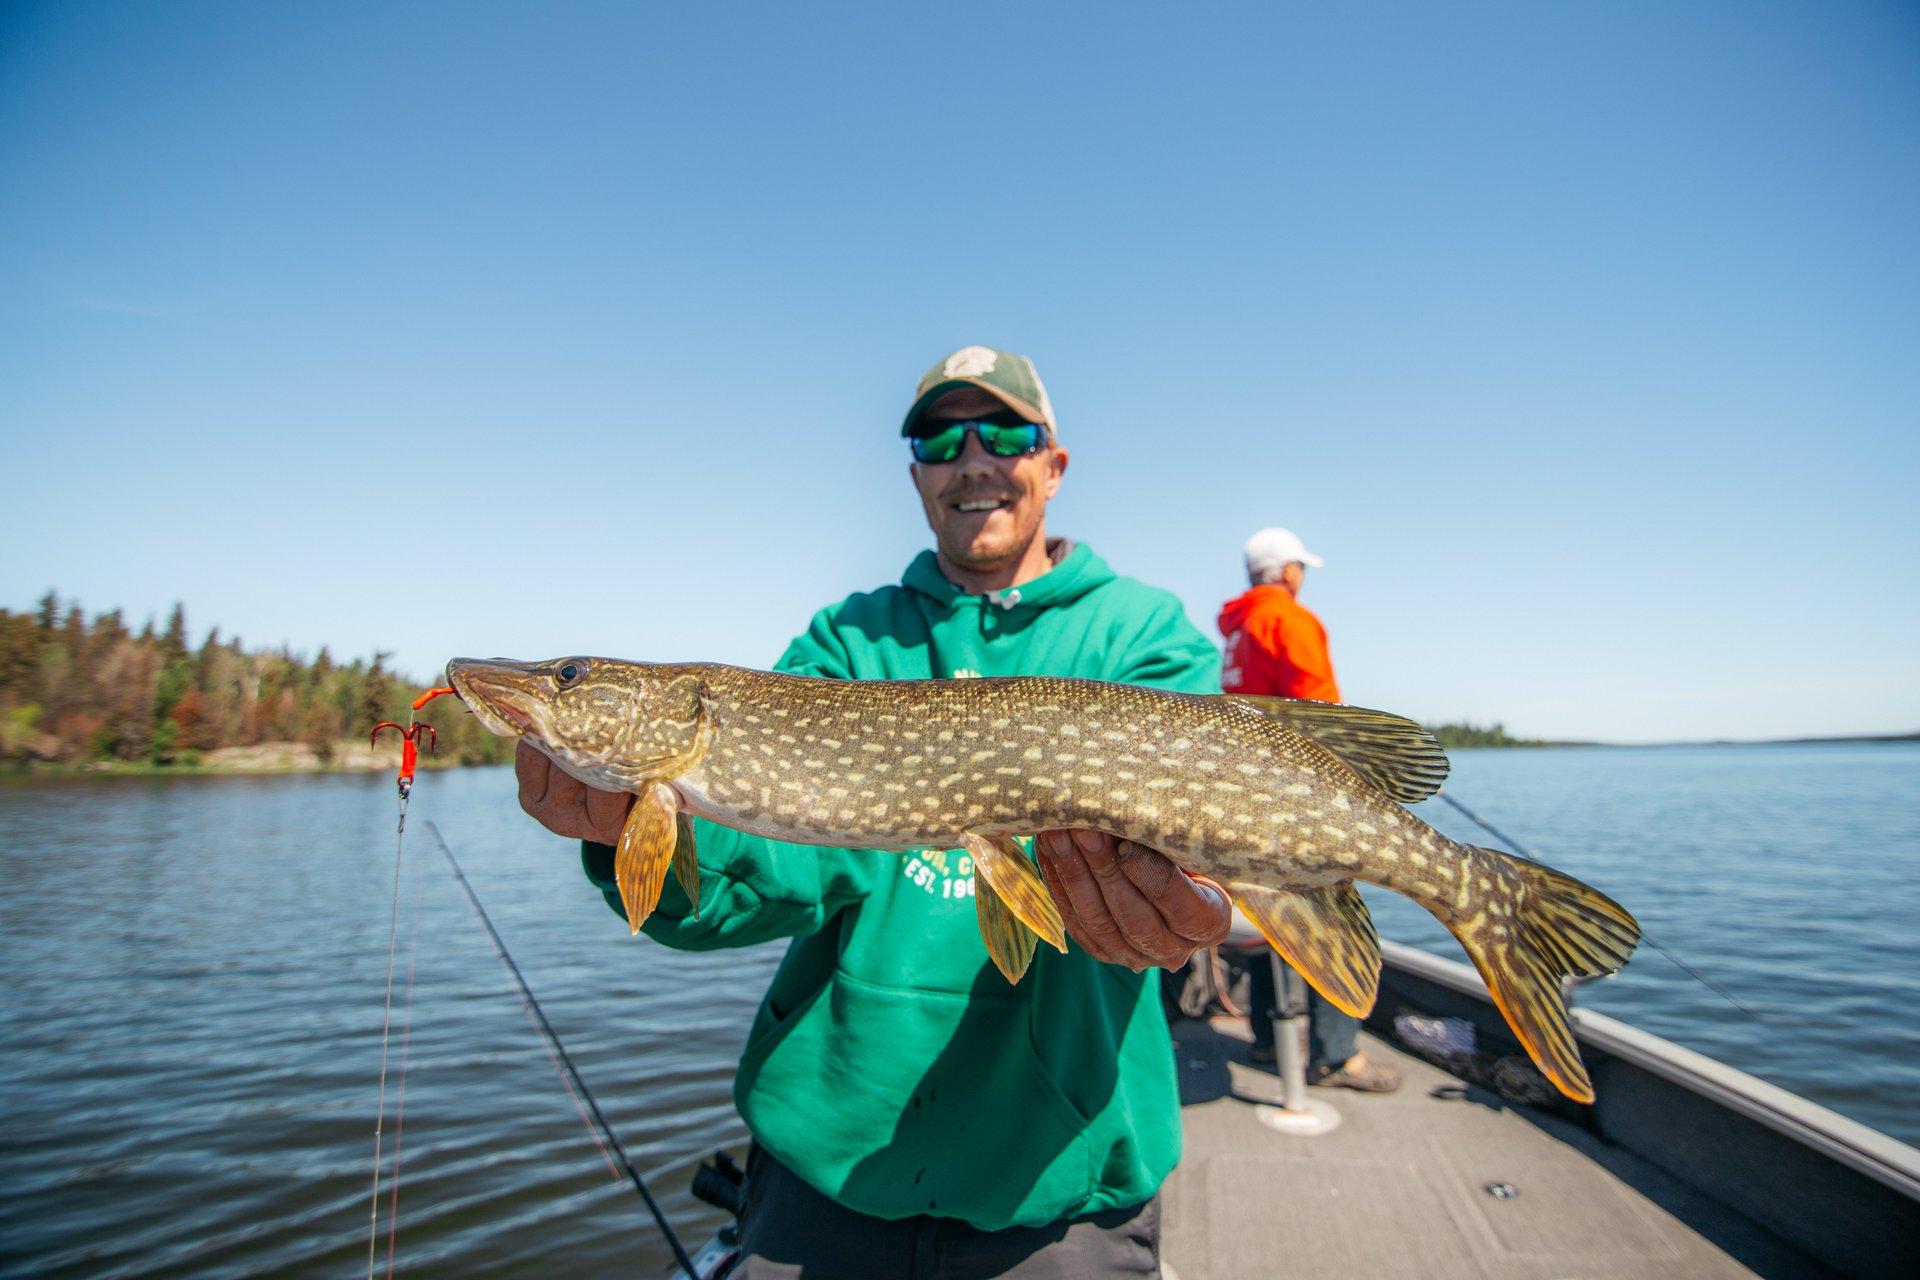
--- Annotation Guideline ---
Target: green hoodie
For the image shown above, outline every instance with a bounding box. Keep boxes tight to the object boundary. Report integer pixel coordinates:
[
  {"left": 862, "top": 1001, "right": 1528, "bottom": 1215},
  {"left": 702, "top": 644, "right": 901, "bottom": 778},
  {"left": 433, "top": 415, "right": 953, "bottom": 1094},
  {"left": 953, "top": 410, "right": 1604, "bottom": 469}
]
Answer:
[{"left": 581, "top": 541, "right": 1220, "bottom": 1230}]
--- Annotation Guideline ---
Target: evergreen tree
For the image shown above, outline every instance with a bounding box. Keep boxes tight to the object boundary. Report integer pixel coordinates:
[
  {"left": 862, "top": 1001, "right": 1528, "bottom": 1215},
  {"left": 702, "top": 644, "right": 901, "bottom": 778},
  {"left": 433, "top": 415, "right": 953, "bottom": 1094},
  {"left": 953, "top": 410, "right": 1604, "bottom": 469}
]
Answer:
[{"left": 160, "top": 604, "right": 189, "bottom": 661}]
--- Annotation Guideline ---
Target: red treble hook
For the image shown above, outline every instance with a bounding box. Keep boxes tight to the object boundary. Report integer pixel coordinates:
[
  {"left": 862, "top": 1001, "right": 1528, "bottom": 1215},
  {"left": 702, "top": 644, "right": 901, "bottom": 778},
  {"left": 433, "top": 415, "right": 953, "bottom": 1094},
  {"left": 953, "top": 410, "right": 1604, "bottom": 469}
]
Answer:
[{"left": 372, "top": 685, "right": 457, "bottom": 797}]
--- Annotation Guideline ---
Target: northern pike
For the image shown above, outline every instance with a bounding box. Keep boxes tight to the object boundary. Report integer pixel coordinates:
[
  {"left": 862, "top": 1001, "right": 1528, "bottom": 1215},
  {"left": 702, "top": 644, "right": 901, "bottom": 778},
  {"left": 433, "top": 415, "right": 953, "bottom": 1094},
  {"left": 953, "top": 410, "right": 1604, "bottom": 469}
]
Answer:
[{"left": 447, "top": 656, "right": 1639, "bottom": 1102}]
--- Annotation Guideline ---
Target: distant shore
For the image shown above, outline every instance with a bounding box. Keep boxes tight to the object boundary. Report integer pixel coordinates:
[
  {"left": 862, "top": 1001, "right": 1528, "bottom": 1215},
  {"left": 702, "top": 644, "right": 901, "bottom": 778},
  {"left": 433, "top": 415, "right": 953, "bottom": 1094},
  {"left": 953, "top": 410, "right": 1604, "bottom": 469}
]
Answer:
[
  {"left": 1, "top": 594, "right": 509, "bottom": 777},
  {"left": 6, "top": 728, "right": 1914, "bottom": 783},
  {"left": 1547, "top": 731, "right": 1920, "bottom": 749},
  {"left": 1698, "top": 730, "right": 1920, "bottom": 746},
  {"left": 2, "top": 739, "right": 483, "bottom": 778},
  {"left": 1430, "top": 725, "right": 1918, "bottom": 750}
]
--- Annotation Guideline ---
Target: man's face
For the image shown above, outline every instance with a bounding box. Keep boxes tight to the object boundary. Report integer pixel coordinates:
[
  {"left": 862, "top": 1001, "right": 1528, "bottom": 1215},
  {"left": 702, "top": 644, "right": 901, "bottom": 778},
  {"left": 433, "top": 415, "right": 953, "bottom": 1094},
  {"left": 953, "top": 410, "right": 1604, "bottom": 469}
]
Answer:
[{"left": 908, "top": 387, "right": 1068, "bottom": 576}]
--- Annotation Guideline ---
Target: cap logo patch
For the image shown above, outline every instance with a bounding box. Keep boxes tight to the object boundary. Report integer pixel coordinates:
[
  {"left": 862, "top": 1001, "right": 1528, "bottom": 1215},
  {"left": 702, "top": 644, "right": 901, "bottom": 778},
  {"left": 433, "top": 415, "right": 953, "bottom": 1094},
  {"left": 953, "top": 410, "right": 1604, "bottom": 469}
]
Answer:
[{"left": 944, "top": 346, "right": 999, "bottom": 378}]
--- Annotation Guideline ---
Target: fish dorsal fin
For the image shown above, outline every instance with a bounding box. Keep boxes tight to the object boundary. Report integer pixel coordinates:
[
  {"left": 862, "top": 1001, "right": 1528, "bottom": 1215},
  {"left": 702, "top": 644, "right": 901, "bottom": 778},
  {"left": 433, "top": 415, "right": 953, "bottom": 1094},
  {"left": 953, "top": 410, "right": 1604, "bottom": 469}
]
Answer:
[
  {"left": 1230, "top": 880, "right": 1382, "bottom": 1018},
  {"left": 1220, "top": 695, "right": 1449, "bottom": 804}
]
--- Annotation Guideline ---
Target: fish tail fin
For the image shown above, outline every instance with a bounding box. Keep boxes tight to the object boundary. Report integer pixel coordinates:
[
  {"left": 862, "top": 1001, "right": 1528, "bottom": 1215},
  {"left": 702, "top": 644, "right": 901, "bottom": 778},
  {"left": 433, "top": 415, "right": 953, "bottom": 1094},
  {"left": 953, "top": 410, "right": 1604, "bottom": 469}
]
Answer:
[{"left": 1441, "top": 847, "right": 1640, "bottom": 1103}]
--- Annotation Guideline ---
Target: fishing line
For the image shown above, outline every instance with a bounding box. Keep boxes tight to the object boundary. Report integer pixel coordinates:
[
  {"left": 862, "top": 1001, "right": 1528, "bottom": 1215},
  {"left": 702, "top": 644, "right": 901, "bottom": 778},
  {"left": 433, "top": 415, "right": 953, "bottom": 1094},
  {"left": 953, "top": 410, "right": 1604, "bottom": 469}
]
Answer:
[
  {"left": 381, "top": 828, "right": 429, "bottom": 1278},
  {"left": 367, "top": 786, "right": 410, "bottom": 1278},
  {"left": 1435, "top": 791, "right": 1768, "bottom": 1024},
  {"left": 423, "top": 820, "right": 701, "bottom": 1277}
]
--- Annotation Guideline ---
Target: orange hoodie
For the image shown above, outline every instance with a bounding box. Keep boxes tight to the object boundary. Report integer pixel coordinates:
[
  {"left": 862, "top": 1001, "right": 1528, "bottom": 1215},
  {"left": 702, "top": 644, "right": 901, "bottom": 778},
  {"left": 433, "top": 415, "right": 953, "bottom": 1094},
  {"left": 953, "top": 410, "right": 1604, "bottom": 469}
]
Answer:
[{"left": 1217, "top": 584, "right": 1341, "bottom": 703}]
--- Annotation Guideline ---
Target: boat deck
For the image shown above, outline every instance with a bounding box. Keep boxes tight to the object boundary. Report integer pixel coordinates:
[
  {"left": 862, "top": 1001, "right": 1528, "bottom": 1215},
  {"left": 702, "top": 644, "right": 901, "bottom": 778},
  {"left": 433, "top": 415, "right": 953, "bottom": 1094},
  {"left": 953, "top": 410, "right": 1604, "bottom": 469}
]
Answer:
[{"left": 1161, "top": 1017, "right": 1829, "bottom": 1280}]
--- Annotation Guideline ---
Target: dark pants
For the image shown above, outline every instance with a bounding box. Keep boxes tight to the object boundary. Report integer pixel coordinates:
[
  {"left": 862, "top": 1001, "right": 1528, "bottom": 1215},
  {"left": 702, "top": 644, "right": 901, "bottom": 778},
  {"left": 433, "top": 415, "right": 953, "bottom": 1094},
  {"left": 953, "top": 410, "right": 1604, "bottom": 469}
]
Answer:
[
  {"left": 1247, "top": 953, "right": 1358, "bottom": 1072},
  {"left": 733, "top": 1145, "right": 1161, "bottom": 1279}
]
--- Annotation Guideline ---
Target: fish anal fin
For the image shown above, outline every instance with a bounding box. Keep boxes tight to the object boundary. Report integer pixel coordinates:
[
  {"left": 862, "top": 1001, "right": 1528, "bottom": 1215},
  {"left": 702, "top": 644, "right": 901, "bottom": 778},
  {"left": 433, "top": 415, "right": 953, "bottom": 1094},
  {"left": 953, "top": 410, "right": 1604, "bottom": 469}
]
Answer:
[
  {"left": 614, "top": 783, "right": 679, "bottom": 935},
  {"left": 671, "top": 812, "right": 700, "bottom": 922},
  {"left": 962, "top": 833, "right": 1067, "bottom": 955},
  {"left": 1230, "top": 880, "right": 1381, "bottom": 1018},
  {"left": 1220, "top": 695, "right": 1450, "bottom": 804},
  {"left": 976, "top": 877, "right": 1038, "bottom": 983}
]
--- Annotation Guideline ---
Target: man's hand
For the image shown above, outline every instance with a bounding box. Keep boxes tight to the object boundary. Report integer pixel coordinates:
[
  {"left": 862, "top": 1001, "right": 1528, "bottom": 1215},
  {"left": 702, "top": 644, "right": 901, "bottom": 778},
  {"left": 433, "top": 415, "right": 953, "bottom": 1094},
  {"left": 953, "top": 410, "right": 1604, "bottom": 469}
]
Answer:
[
  {"left": 516, "top": 740, "right": 633, "bottom": 845},
  {"left": 1035, "top": 829, "right": 1232, "bottom": 970}
]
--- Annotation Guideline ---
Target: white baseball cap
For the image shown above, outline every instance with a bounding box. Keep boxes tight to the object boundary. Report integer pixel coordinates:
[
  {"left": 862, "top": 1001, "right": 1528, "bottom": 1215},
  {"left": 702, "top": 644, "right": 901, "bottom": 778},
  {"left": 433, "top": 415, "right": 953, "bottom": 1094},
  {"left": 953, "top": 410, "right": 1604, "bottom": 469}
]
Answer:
[{"left": 1244, "top": 527, "right": 1324, "bottom": 577}]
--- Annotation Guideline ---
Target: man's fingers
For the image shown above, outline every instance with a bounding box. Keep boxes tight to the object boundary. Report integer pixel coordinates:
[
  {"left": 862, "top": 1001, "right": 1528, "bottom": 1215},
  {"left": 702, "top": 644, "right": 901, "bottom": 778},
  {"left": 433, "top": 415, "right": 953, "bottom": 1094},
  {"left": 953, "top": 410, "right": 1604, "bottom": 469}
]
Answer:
[
  {"left": 515, "top": 741, "right": 550, "bottom": 807},
  {"left": 1183, "top": 876, "right": 1233, "bottom": 945},
  {"left": 584, "top": 786, "right": 635, "bottom": 845},
  {"left": 1036, "top": 842, "right": 1098, "bottom": 954},
  {"left": 1116, "top": 852, "right": 1231, "bottom": 944},
  {"left": 516, "top": 739, "right": 633, "bottom": 843},
  {"left": 1036, "top": 830, "right": 1075, "bottom": 863},
  {"left": 1080, "top": 837, "right": 1181, "bottom": 961},
  {"left": 539, "top": 769, "right": 587, "bottom": 837},
  {"left": 1069, "top": 836, "right": 1175, "bottom": 968},
  {"left": 1038, "top": 833, "right": 1150, "bottom": 967},
  {"left": 1032, "top": 831, "right": 1216, "bottom": 969},
  {"left": 1112, "top": 839, "right": 1180, "bottom": 899},
  {"left": 1037, "top": 838, "right": 1112, "bottom": 959}
]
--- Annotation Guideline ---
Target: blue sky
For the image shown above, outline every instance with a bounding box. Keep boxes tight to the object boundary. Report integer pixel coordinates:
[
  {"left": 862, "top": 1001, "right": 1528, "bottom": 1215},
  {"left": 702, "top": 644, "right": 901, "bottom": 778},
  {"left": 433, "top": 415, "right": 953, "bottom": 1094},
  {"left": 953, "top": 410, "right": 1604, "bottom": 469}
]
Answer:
[{"left": 3, "top": 2, "right": 1916, "bottom": 741}]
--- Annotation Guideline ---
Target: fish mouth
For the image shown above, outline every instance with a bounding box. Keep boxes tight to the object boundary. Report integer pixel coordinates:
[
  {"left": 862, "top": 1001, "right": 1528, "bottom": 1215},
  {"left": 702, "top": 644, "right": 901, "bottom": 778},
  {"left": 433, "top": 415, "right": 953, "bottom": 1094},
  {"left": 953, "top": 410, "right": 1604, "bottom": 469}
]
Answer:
[{"left": 446, "top": 658, "right": 549, "bottom": 740}]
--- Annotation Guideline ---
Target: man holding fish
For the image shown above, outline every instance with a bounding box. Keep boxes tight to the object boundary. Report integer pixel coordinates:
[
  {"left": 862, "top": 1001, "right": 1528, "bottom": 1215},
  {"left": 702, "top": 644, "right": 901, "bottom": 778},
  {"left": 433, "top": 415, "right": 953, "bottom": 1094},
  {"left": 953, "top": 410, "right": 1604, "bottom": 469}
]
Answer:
[
  {"left": 480, "top": 345, "right": 1638, "bottom": 1277},
  {"left": 515, "top": 346, "right": 1232, "bottom": 1276}
]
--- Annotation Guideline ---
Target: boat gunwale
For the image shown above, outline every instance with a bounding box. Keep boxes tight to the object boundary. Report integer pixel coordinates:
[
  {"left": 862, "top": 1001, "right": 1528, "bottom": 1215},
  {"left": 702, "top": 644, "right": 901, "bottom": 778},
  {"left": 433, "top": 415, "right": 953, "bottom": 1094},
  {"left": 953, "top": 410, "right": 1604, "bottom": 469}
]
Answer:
[{"left": 1376, "top": 937, "right": 1920, "bottom": 1202}]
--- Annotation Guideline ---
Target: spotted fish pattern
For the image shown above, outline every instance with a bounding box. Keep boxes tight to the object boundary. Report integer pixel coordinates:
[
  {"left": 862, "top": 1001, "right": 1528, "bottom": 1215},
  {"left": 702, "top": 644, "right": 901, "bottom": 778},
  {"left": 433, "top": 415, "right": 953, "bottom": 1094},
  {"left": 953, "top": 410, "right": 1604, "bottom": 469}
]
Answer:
[{"left": 448, "top": 657, "right": 1639, "bottom": 1102}]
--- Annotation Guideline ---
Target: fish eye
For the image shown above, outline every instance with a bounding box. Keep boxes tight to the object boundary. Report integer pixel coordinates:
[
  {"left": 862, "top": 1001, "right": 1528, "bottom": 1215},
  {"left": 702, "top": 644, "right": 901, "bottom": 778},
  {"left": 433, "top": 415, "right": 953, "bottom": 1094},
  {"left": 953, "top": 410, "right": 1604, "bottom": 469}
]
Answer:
[{"left": 555, "top": 660, "right": 588, "bottom": 688}]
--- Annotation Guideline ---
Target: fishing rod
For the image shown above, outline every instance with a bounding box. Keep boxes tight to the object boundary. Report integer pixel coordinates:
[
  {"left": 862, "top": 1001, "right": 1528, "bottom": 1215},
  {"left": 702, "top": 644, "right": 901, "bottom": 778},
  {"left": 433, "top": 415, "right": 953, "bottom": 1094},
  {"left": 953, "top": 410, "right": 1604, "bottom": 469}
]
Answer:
[{"left": 1435, "top": 790, "right": 1767, "bottom": 1024}]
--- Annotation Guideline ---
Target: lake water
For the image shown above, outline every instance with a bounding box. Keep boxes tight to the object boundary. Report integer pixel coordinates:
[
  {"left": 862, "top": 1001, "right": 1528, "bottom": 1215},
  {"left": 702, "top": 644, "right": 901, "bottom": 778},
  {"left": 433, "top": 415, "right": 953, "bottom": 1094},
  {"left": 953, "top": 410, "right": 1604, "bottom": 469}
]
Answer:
[{"left": 1, "top": 744, "right": 1915, "bottom": 1277}]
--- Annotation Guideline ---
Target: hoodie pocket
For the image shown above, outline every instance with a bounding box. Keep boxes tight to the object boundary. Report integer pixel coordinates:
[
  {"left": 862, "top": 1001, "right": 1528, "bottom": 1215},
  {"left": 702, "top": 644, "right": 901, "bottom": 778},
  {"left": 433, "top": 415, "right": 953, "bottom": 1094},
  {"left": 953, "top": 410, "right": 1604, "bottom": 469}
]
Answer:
[{"left": 739, "top": 970, "right": 1096, "bottom": 1228}]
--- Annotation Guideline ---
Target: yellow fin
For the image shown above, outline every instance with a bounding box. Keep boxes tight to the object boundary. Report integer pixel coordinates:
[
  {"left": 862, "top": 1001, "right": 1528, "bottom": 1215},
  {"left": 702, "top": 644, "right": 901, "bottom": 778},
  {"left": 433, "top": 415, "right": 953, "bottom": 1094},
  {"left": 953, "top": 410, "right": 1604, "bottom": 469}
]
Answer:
[
  {"left": 962, "top": 833, "right": 1067, "bottom": 955},
  {"left": 672, "top": 812, "right": 700, "bottom": 921},
  {"left": 1442, "top": 847, "right": 1640, "bottom": 1104},
  {"left": 614, "top": 783, "right": 679, "bottom": 935},
  {"left": 1220, "top": 695, "right": 1449, "bottom": 803},
  {"left": 976, "top": 876, "right": 1038, "bottom": 983},
  {"left": 1229, "top": 880, "right": 1381, "bottom": 1017}
]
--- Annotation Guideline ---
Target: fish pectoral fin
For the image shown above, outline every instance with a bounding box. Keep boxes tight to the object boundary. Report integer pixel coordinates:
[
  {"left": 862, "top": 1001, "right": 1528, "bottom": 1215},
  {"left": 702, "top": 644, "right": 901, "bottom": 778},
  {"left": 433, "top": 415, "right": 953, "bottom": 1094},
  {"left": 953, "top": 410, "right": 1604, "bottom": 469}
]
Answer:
[
  {"left": 671, "top": 813, "right": 700, "bottom": 921},
  {"left": 1218, "top": 695, "right": 1450, "bottom": 804},
  {"left": 976, "top": 877, "right": 1039, "bottom": 984},
  {"left": 1230, "top": 880, "right": 1382, "bottom": 1018},
  {"left": 614, "top": 782, "right": 680, "bottom": 935},
  {"left": 962, "top": 833, "right": 1067, "bottom": 956}
]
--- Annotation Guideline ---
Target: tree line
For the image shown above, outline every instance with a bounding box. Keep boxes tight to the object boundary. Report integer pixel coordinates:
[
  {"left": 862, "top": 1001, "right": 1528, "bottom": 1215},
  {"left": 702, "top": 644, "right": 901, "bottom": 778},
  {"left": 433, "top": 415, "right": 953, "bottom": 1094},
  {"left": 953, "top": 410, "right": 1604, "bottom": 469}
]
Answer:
[
  {"left": 0, "top": 592, "right": 510, "bottom": 768},
  {"left": 0, "top": 591, "right": 1566, "bottom": 769},
  {"left": 1426, "top": 721, "right": 1561, "bottom": 749}
]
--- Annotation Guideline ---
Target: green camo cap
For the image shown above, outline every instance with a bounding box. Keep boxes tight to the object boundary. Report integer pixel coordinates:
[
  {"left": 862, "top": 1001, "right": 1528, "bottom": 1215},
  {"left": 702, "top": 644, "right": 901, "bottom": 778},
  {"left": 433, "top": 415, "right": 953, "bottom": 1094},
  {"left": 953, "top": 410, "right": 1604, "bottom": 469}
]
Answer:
[{"left": 901, "top": 345, "right": 1058, "bottom": 440}]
